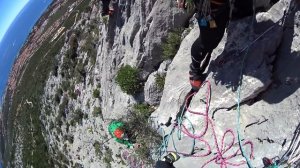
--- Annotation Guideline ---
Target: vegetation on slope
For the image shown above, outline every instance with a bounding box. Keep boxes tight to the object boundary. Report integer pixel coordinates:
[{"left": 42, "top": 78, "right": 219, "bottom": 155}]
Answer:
[{"left": 2, "top": 0, "right": 94, "bottom": 167}]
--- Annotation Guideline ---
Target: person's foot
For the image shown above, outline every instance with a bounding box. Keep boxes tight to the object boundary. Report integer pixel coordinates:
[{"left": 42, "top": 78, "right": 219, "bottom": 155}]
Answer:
[
  {"left": 108, "top": 9, "right": 114, "bottom": 16},
  {"left": 164, "top": 152, "right": 180, "bottom": 164},
  {"left": 189, "top": 71, "right": 206, "bottom": 91}
]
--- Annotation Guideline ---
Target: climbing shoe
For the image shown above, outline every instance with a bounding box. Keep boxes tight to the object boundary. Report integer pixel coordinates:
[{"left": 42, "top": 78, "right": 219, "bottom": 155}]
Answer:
[
  {"left": 164, "top": 152, "right": 180, "bottom": 164},
  {"left": 108, "top": 9, "right": 114, "bottom": 16},
  {"left": 189, "top": 71, "right": 206, "bottom": 91}
]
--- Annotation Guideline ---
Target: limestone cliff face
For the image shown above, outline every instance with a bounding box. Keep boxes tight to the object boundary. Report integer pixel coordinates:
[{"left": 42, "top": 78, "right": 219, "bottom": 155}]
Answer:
[
  {"left": 41, "top": 0, "right": 300, "bottom": 167},
  {"left": 42, "top": 0, "right": 186, "bottom": 167}
]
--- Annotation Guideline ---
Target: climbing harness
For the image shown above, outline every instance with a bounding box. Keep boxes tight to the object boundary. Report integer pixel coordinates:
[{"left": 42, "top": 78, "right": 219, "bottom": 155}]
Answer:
[{"left": 196, "top": 0, "right": 215, "bottom": 28}]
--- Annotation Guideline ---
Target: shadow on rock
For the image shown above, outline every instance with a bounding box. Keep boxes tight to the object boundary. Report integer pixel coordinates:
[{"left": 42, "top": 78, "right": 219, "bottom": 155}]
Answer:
[
  {"left": 262, "top": 2, "right": 300, "bottom": 104},
  {"left": 205, "top": 1, "right": 299, "bottom": 105}
]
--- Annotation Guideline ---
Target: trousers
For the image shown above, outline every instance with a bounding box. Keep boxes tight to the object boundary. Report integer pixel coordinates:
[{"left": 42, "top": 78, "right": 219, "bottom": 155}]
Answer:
[{"left": 190, "top": 4, "right": 230, "bottom": 73}]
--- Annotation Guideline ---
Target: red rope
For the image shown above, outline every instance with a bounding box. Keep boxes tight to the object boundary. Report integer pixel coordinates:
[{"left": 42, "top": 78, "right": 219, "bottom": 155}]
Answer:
[{"left": 170, "top": 81, "right": 254, "bottom": 168}]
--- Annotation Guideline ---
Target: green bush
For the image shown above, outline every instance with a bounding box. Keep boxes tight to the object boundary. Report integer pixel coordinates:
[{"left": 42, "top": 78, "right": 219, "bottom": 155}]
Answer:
[
  {"left": 101, "top": 15, "right": 109, "bottom": 25},
  {"left": 86, "top": 99, "right": 90, "bottom": 108},
  {"left": 93, "top": 107, "right": 102, "bottom": 117},
  {"left": 54, "top": 93, "right": 61, "bottom": 104},
  {"left": 155, "top": 73, "right": 166, "bottom": 91},
  {"left": 75, "top": 60, "right": 86, "bottom": 83},
  {"left": 116, "top": 65, "right": 141, "bottom": 94},
  {"left": 94, "top": 141, "right": 102, "bottom": 159},
  {"left": 103, "top": 148, "right": 113, "bottom": 167},
  {"left": 69, "top": 91, "right": 78, "bottom": 100},
  {"left": 83, "top": 114, "right": 88, "bottom": 119},
  {"left": 122, "top": 104, "right": 161, "bottom": 165},
  {"left": 67, "top": 34, "right": 78, "bottom": 60},
  {"left": 49, "top": 121, "right": 54, "bottom": 130},
  {"left": 61, "top": 80, "right": 70, "bottom": 92},
  {"left": 58, "top": 96, "right": 69, "bottom": 119},
  {"left": 133, "top": 104, "right": 153, "bottom": 118},
  {"left": 93, "top": 89, "right": 100, "bottom": 98},
  {"left": 82, "top": 34, "right": 97, "bottom": 65},
  {"left": 162, "top": 29, "right": 183, "bottom": 60},
  {"left": 56, "top": 127, "right": 62, "bottom": 135},
  {"left": 69, "top": 84, "right": 77, "bottom": 99},
  {"left": 52, "top": 59, "right": 59, "bottom": 77},
  {"left": 66, "top": 135, "right": 74, "bottom": 144},
  {"left": 61, "top": 57, "right": 72, "bottom": 78},
  {"left": 73, "top": 109, "right": 84, "bottom": 124},
  {"left": 57, "top": 88, "right": 63, "bottom": 96},
  {"left": 57, "top": 151, "right": 69, "bottom": 165}
]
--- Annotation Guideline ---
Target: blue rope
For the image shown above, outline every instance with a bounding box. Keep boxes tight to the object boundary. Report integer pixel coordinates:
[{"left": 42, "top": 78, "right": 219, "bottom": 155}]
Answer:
[
  {"left": 177, "top": 103, "right": 186, "bottom": 140},
  {"left": 236, "top": 44, "right": 253, "bottom": 168},
  {"left": 157, "top": 128, "right": 173, "bottom": 158},
  {"left": 234, "top": 7, "right": 288, "bottom": 167},
  {"left": 157, "top": 103, "right": 196, "bottom": 159},
  {"left": 172, "top": 116, "right": 196, "bottom": 156}
]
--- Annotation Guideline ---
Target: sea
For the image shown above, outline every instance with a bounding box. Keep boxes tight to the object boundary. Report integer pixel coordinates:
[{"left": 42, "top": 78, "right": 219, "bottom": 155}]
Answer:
[{"left": 0, "top": 0, "right": 53, "bottom": 105}]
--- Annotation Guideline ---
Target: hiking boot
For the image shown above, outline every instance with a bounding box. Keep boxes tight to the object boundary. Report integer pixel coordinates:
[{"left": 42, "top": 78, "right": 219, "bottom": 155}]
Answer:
[
  {"left": 189, "top": 71, "right": 206, "bottom": 91},
  {"left": 164, "top": 152, "right": 180, "bottom": 164}
]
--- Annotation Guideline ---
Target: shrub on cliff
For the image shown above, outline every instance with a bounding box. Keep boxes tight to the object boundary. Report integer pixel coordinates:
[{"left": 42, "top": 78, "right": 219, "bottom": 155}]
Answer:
[
  {"left": 123, "top": 104, "right": 161, "bottom": 165},
  {"left": 67, "top": 34, "right": 78, "bottom": 60},
  {"left": 93, "top": 106, "right": 102, "bottom": 118},
  {"left": 70, "top": 109, "right": 84, "bottom": 126},
  {"left": 162, "top": 29, "right": 183, "bottom": 60},
  {"left": 155, "top": 73, "right": 166, "bottom": 91},
  {"left": 116, "top": 65, "right": 141, "bottom": 95},
  {"left": 93, "top": 89, "right": 100, "bottom": 98}
]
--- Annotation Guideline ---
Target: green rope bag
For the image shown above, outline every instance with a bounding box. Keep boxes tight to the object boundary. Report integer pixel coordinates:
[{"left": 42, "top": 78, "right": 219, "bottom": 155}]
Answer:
[{"left": 108, "top": 121, "right": 124, "bottom": 137}]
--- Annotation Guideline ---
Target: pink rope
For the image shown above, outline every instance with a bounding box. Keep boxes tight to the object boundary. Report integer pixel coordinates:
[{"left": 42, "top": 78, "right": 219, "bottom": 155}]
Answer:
[{"left": 171, "top": 81, "right": 254, "bottom": 168}]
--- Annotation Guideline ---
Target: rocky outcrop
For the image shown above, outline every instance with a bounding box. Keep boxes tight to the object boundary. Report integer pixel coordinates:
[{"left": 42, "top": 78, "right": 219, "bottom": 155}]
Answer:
[
  {"left": 97, "top": 0, "right": 187, "bottom": 119},
  {"left": 144, "top": 60, "right": 171, "bottom": 106}
]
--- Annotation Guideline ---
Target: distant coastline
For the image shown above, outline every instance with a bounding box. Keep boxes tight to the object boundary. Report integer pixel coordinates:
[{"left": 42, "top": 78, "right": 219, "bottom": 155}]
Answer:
[
  {"left": 0, "top": 0, "right": 53, "bottom": 104},
  {"left": 0, "top": 1, "right": 53, "bottom": 164}
]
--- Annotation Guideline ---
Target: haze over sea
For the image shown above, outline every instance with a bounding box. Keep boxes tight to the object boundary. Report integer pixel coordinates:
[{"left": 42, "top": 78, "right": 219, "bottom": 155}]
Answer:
[{"left": 0, "top": 0, "right": 53, "bottom": 104}]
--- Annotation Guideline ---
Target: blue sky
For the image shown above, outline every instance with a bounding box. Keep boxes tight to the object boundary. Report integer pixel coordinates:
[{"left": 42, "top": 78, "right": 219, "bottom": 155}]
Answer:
[{"left": 0, "top": 0, "right": 30, "bottom": 43}]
